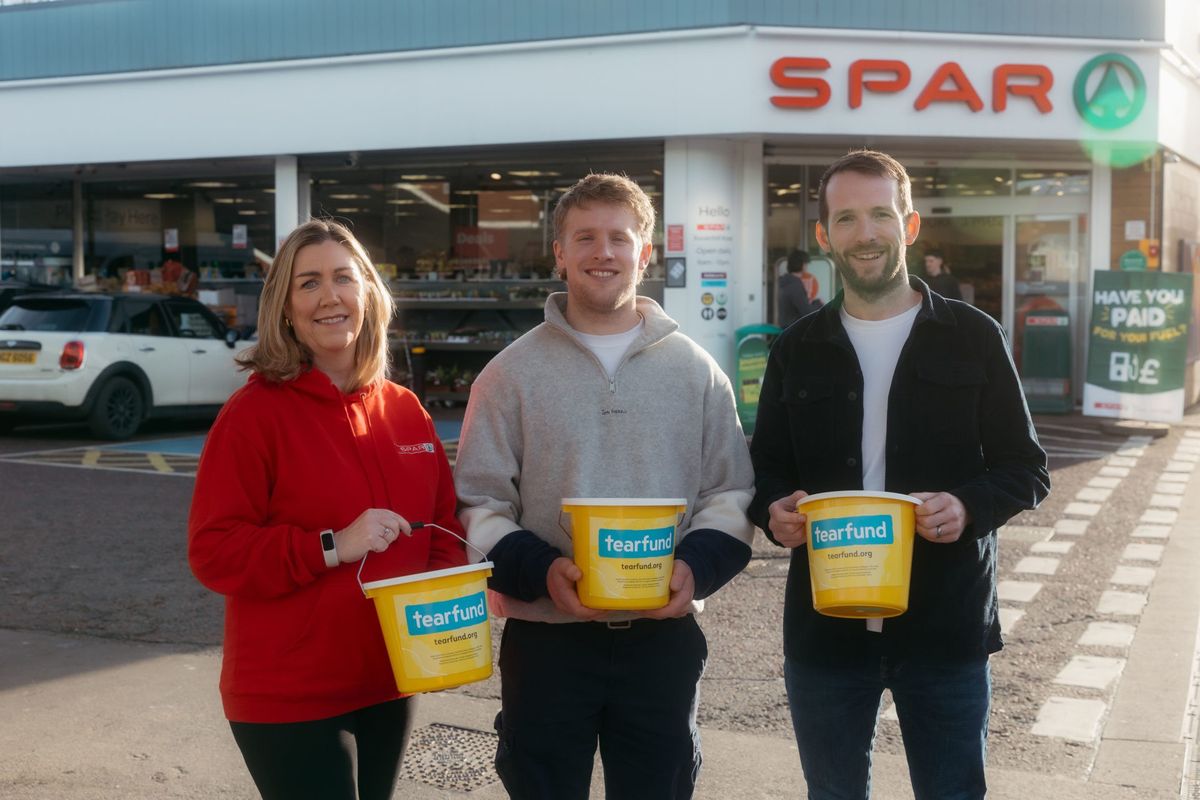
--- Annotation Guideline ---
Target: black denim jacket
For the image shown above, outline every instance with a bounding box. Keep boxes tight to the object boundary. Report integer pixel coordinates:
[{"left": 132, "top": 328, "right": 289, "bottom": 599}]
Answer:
[{"left": 748, "top": 277, "right": 1050, "bottom": 663}]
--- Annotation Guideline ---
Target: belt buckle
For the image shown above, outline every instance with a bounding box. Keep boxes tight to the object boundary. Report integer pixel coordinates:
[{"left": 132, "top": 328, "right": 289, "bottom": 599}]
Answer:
[{"left": 606, "top": 619, "right": 633, "bottom": 630}]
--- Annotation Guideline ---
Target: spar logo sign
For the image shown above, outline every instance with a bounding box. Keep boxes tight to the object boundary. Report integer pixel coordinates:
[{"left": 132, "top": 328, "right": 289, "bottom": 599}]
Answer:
[{"left": 1073, "top": 53, "right": 1146, "bottom": 131}]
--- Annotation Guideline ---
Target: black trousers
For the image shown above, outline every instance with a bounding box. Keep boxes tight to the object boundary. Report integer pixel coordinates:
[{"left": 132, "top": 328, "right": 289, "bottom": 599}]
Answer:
[
  {"left": 229, "top": 697, "right": 414, "bottom": 800},
  {"left": 494, "top": 616, "right": 708, "bottom": 800}
]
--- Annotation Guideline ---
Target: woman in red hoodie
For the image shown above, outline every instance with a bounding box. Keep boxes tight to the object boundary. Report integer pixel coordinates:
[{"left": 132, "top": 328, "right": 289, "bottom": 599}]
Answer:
[{"left": 189, "top": 219, "right": 465, "bottom": 800}]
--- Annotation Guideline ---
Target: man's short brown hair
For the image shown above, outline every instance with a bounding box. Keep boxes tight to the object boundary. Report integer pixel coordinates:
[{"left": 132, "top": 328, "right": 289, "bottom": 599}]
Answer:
[
  {"left": 553, "top": 173, "right": 656, "bottom": 244},
  {"left": 817, "top": 149, "right": 913, "bottom": 228}
]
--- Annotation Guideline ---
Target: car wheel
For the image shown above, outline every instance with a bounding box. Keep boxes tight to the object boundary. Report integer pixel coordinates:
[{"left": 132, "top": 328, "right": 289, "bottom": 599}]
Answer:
[{"left": 88, "top": 376, "right": 144, "bottom": 440}]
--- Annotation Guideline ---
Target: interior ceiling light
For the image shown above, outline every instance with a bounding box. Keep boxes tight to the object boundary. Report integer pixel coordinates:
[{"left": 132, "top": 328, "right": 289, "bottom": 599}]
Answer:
[
  {"left": 144, "top": 193, "right": 181, "bottom": 200},
  {"left": 399, "top": 174, "right": 445, "bottom": 180},
  {"left": 188, "top": 181, "right": 237, "bottom": 188},
  {"left": 329, "top": 193, "right": 369, "bottom": 200},
  {"left": 238, "top": 209, "right": 261, "bottom": 215},
  {"left": 508, "top": 170, "right": 561, "bottom": 178},
  {"left": 335, "top": 208, "right": 364, "bottom": 213},
  {"left": 386, "top": 199, "right": 419, "bottom": 205},
  {"left": 489, "top": 172, "right": 503, "bottom": 180}
]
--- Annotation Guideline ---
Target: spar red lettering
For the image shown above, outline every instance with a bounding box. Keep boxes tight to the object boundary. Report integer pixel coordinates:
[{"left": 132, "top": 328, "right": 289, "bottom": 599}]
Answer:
[
  {"left": 769, "top": 57, "right": 832, "bottom": 109},
  {"left": 848, "top": 59, "right": 910, "bottom": 108},
  {"left": 769, "top": 57, "right": 1055, "bottom": 114},
  {"left": 992, "top": 64, "right": 1053, "bottom": 113},
  {"left": 914, "top": 62, "right": 984, "bottom": 111}
]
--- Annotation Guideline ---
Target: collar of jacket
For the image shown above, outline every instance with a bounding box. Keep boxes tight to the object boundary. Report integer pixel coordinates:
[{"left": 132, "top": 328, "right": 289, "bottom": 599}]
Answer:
[
  {"left": 249, "top": 366, "right": 382, "bottom": 402},
  {"left": 798, "top": 275, "right": 957, "bottom": 346},
  {"left": 543, "top": 291, "right": 679, "bottom": 352}
]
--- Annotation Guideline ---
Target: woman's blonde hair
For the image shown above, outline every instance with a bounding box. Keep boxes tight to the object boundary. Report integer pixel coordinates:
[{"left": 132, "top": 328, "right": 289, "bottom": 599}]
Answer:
[{"left": 237, "top": 219, "right": 393, "bottom": 390}]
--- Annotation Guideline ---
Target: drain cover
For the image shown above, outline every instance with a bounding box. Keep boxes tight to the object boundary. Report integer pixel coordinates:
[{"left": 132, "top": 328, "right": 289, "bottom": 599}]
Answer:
[{"left": 400, "top": 722, "right": 499, "bottom": 791}]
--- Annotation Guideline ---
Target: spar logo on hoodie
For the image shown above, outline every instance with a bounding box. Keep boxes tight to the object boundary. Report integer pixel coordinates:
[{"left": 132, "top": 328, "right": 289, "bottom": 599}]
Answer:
[{"left": 396, "top": 443, "right": 436, "bottom": 455}]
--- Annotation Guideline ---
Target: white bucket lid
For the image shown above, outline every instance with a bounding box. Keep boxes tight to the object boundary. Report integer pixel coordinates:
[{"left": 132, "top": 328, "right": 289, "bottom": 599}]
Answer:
[
  {"left": 561, "top": 497, "right": 688, "bottom": 507},
  {"left": 361, "top": 561, "right": 494, "bottom": 592},
  {"left": 797, "top": 490, "right": 922, "bottom": 507}
]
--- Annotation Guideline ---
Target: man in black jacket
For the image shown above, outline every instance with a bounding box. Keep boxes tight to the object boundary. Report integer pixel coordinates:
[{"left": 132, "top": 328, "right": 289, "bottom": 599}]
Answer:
[{"left": 748, "top": 150, "right": 1048, "bottom": 800}]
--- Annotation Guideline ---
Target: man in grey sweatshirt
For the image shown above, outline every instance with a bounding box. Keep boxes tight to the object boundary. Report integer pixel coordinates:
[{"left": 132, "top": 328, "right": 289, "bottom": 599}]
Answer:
[{"left": 455, "top": 173, "right": 755, "bottom": 800}]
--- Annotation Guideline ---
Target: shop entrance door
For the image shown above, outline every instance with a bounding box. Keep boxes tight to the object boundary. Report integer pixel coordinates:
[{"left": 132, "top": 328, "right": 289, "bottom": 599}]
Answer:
[
  {"left": 1012, "top": 214, "right": 1085, "bottom": 398},
  {"left": 909, "top": 215, "right": 1004, "bottom": 322}
]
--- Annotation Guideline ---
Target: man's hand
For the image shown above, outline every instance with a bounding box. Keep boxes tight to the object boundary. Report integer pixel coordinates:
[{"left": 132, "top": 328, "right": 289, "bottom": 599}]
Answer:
[
  {"left": 911, "top": 492, "right": 970, "bottom": 543},
  {"left": 767, "top": 490, "right": 810, "bottom": 548},
  {"left": 545, "top": 557, "right": 607, "bottom": 620},
  {"left": 642, "top": 560, "right": 696, "bottom": 619}
]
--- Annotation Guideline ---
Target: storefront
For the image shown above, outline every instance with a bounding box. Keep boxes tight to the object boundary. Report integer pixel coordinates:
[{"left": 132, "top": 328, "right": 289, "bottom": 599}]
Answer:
[{"left": 2, "top": 1, "right": 1197, "bottom": 405}]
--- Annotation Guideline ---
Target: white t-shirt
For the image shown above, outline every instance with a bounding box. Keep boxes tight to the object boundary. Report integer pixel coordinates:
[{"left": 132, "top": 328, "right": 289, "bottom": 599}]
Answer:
[
  {"left": 575, "top": 318, "right": 645, "bottom": 378},
  {"left": 840, "top": 303, "right": 920, "bottom": 491},
  {"left": 841, "top": 302, "right": 920, "bottom": 633}
]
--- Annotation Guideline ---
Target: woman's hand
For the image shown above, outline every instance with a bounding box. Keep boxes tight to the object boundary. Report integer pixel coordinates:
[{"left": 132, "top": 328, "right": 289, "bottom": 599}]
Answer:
[{"left": 334, "top": 509, "right": 412, "bottom": 563}]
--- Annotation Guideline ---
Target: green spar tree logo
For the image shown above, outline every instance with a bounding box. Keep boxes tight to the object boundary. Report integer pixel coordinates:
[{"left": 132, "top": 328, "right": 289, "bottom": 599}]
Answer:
[{"left": 1074, "top": 53, "right": 1146, "bottom": 131}]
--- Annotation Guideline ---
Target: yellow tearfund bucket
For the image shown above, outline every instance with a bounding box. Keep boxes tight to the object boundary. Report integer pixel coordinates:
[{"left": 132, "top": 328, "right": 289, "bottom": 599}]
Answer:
[
  {"left": 361, "top": 561, "right": 494, "bottom": 694},
  {"left": 799, "top": 491, "right": 921, "bottom": 619},
  {"left": 560, "top": 498, "right": 688, "bottom": 610}
]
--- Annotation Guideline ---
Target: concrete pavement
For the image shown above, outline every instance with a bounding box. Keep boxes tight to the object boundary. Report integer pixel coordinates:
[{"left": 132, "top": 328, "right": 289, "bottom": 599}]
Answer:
[
  {"left": 3, "top": 414, "right": 1200, "bottom": 798},
  {"left": 0, "top": 626, "right": 1166, "bottom": 800}
]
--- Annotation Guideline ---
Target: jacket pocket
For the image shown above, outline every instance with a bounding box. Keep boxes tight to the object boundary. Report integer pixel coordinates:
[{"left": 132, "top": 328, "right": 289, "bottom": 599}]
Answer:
[
  {"left": 915, "top": 360, "right": 987, "bottom": 443},
  {"left": 781, "top": 375, "right": 838, "bottom": 458}
]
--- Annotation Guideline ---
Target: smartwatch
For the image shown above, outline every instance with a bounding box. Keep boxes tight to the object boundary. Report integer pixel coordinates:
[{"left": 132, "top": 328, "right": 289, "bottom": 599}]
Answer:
[{"left": 320, "top": 529, "right": 339, "bottom": 568}]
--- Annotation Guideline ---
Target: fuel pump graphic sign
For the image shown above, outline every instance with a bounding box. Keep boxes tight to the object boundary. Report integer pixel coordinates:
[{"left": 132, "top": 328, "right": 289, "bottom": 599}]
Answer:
[{"left": 1084, "top": 271, "right": 1192, "bottom": 423}]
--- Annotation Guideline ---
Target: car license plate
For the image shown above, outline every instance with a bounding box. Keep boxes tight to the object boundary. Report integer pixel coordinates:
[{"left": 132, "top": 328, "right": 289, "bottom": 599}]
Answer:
[{"left": 0, "top": 351, "right": 36, "bottom": 364}]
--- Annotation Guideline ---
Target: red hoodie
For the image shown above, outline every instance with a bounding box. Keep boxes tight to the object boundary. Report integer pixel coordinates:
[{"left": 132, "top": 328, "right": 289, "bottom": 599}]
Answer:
[{"left": 188, "top": 369, "right": 466, "bottom": 723}]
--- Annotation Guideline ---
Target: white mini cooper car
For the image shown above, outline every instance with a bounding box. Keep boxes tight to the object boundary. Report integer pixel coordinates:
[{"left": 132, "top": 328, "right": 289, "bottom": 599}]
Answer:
[{"left": 0, "top": 293, "right": 252, "bottom": 439}]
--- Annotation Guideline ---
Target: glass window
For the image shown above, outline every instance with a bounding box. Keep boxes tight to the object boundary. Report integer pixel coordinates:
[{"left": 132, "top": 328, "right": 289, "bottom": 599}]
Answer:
[
  {"left": 119, "top": 300, "right": 169, "bottom": 337},
  {"left": 0, "top": 297, "right": 97, "bottom": 332},
  {"left": 1015, "top": 170, "right": 1090, "bottom": 197},
  {"left": 164, "top": 300, "right": 220, "bottom": 338},
  {"left": 305, "top": 144, "right": 663, "bottom": 287},
  {"left": 908, "top": 167, "right": 1013, "bottom": 198},
  {"left": 83, "top": 169, "right": 275, "bottom": 289},
  {"left": 0, "top": 181, "right": 74, "bottom": 285}
]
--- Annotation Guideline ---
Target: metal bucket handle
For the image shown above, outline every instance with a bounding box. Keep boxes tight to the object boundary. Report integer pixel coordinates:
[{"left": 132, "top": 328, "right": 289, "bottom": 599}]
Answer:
[{"left": 357, "top": 521, "right": 489, "bottom": 597}]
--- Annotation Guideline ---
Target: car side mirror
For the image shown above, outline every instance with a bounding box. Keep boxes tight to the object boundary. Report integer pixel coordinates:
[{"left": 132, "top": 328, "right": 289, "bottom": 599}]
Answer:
[{"left": 225, "top": 328, "right": 239, "bottom": 348}]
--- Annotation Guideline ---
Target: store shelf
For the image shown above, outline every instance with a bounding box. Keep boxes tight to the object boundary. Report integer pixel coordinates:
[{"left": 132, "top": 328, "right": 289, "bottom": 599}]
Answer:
[
  {"left": 394, "top": 299, "right": 543, "bottom": 310},
  {"left": 425, "top": 390, "right": 471, "bottom": 401},
  {"left": 401, "top": 341, "right": 510, "bottom": 352}
]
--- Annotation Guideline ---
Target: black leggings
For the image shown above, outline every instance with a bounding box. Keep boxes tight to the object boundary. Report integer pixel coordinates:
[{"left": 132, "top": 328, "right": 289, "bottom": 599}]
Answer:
[{"left": 229, "top": 697, "right": 414, "bottom": 800}]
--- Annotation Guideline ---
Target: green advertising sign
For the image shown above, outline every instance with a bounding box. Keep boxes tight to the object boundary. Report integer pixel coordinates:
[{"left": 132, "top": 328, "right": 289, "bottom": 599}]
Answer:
[{"left": 1084, "top": 271, "right": 1193, "bottom": 422}]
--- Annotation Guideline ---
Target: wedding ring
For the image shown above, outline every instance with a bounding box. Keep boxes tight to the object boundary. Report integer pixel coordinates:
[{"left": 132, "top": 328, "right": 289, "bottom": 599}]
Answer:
[{"left": 935, "top": 524, "right": 943, "bottom": 539}]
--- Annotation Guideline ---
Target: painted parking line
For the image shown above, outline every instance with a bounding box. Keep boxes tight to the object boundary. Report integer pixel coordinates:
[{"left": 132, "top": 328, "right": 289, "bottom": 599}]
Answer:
[
  {"left": 1032, "top": 697, "right": 1106, "bottom": 742},
  {"left": 1054, "top": 656, "right": 1125, "bottom": 691},
  {"left": 1054, "top": 518, "right": 1090, "bottom": 536},
  {"left": 1, "top": 434, "right": 461, "bottom": 474},
  {"left": 1079, "top": 622, "right": 1135, "bottom": 648}
]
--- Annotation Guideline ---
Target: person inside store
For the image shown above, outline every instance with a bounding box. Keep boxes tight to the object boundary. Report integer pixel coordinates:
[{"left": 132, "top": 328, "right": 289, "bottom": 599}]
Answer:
[
  {"left": 922, "top": 247, "right": 963, "bottom": 300},
  {"left": 188, "top": 218, "right": 465, "bottom": 800},
  {"left": 454, "top": 173, "right": 756, "bottom": 800},
  {"left": 776, "top": 247, "right": 821, "bottom": 327},
  {"left": 748, "top": 149, "right": 1049, "bottom": 800}
]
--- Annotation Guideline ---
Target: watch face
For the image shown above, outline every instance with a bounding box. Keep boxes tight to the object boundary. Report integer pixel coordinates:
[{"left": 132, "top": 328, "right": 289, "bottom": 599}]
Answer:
[{"left": 321, "top": 531, "right": 336, "bottom": 550}]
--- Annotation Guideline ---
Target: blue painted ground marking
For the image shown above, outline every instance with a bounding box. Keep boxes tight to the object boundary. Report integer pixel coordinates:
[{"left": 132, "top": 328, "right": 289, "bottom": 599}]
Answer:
[
  {"left": 434, "top": 420, "right": 461, "bottom": 442},
  {"left": 104, "top": 436, "right": 207, "bottom": 456}
]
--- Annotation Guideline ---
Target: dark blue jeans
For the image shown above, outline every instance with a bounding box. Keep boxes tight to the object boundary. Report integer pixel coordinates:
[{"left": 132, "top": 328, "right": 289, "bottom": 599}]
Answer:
[
  {"left": 784, "top": 654, "right": 990, "bottom": 800},
  {"left": 494, "top": 616, "right": 707, "bottom": 800}
]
